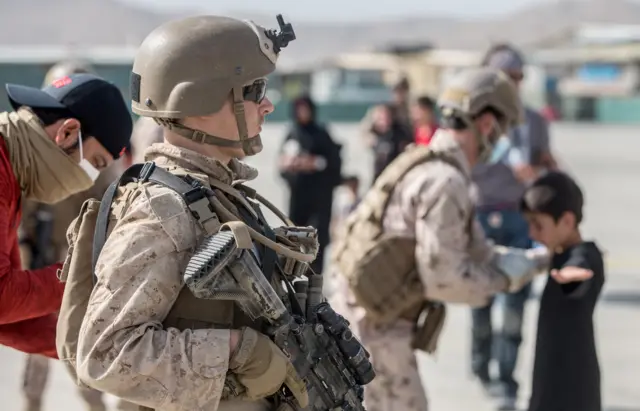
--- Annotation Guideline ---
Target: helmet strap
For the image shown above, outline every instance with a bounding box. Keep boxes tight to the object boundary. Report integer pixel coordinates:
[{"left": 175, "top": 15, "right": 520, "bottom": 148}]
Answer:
[
  {"left": 152, "top": 88, "right": 262, "bottom": 156},
  {"left": 232, "top": 86, "right": 262, "bottom": 156},
  {"left": 155, "top": 119, "right": 242, "bottom": 148}
]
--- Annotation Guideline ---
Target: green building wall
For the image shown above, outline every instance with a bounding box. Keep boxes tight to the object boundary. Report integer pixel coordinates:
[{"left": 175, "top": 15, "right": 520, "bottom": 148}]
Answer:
[
  {"left": 595, "top": 97, "right": 640, "bottom": 124},
  {"left": 6, "top": 62, "right": 638, "bottom": 124},
  {"left": 0, "top": 63, "right": 376, "bottom": 123}
]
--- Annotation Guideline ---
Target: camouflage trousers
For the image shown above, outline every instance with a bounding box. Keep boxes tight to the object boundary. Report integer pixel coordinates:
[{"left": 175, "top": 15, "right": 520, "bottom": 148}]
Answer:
[
  {"left": 327, "top": 273, "right": 428, "bottom": 411},
  {"left": 22, "top": 354, "right": 137, "bottom": 411},
  {"left": 355, "top": 319, "right": 429, "bottom": 411}
]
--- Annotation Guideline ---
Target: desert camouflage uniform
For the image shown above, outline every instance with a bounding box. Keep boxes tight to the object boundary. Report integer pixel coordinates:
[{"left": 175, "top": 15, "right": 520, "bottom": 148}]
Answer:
[
  {"left": 330, "top": 130, "right": 510, "bottom": 411},
  {"left": 19, "top": 163, "right": 128, "bottom": 411},
  {"left": 76, "top": 144, "right": 270, "bottom": 411}
]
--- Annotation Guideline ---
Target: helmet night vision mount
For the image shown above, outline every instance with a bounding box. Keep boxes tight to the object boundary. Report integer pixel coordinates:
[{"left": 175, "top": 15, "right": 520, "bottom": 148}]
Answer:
[{"left": 266, "top": 14, "right": 296, "bottom": 53}]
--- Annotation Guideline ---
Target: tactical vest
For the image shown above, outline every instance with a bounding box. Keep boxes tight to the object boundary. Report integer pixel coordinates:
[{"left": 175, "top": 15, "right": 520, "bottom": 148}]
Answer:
[
  {"left": 106, "top": 165, "right": 263, "bottom": 335},
  {"left": 57, "top": 161, "right": 316, "bottom": 411},
  {"left": 332, "top": 144, "right": 466, "bottom": 327}
]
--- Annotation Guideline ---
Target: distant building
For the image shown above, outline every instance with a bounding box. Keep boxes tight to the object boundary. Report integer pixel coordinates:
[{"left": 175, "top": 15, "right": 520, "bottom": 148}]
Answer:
[
  {"left": 532, "top": 23, "right": 640, "bottom": 122},
  {"left": 0, "top": 45, "right": 137, "bottom": 113}
]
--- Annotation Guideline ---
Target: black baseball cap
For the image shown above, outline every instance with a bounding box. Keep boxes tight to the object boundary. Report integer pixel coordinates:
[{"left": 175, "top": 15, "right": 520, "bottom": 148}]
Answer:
[{"left": 6, "top": 73, "right": 132, "bottom": 159}]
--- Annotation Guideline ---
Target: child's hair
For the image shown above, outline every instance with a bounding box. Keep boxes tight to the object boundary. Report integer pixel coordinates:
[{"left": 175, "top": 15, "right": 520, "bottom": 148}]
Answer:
[
  {"left": 416, "top": 95, "right": 436, "bottom": 111},
  {"left": 520, "top": 171, "right": 584, "bottom": 224}
]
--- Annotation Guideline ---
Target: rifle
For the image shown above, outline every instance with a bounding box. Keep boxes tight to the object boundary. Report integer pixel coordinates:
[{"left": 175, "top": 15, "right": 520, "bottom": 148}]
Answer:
[{"left": 184, "top": 230, "right": 375, "bottom": 411}]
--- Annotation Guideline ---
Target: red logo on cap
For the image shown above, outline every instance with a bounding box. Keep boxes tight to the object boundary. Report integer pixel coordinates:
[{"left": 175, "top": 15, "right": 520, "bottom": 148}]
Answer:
[
  {"left": 51, "top": 76, "right": 72, "bottom": 88},
  {"left": 119, "top": 147, "right": 127, "bottom": 157}
]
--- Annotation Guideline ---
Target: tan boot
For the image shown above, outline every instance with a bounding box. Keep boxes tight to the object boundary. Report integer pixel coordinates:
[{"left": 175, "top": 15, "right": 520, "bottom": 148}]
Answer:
[
  {"left": 79, "top": 386, "right": 107, "bottom": 411},
  {"left": 23, "top": 400, "right": 42, "bottom": 411},
  {"left": 116, "top": 399, "right": 140, "bottom": 411}
]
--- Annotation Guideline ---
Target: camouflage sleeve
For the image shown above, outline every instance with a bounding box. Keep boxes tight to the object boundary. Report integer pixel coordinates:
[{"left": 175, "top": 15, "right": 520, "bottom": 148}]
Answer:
[
  {"left": 414, "top": 167, "right": 509, "bottom": 307},
  {"left": 76, "top": 184, "right": 230, "bottom": 411}
]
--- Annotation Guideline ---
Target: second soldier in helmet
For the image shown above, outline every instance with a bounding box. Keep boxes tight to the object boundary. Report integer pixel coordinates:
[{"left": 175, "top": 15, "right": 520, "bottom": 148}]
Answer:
[
  {"left": 331, "top": 67, "right": 553, "bottom": 411},
  {"left": 71, "top": 15, "right": 318, "bottom": 411}
]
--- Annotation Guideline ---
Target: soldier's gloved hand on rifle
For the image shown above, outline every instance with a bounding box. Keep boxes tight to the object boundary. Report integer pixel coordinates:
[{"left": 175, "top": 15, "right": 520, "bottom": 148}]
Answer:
[{"left": 229, "top": 327, "right": 309, "bottom": 408}]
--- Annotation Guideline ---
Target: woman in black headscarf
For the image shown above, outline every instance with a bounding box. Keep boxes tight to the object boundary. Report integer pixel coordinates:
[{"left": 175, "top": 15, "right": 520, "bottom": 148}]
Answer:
[{"left": 278, "top": 95, "right": 343, "bottom": 273}]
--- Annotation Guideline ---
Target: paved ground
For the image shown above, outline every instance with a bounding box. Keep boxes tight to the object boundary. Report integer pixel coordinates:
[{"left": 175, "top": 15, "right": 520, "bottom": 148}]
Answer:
[{"left": 1, "top": 122, "right": 639, "bottom": 411}]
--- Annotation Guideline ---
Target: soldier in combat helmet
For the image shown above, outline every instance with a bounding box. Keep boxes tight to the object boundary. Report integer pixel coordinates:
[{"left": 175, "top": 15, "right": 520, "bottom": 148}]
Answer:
[
  {"left": 331, "top": 67, "right": 568, "bottom": 411},
  {"left": 60, "top": 13, "right": 341, "bottom": 411}
]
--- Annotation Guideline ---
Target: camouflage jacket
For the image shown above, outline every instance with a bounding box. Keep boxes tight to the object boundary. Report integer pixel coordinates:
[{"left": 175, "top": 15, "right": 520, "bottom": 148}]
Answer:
[
  {"left": 381, "top": 130, "right": 508, "bottom": 306},
  {"left": 76, "top": 143, "right": 266, "bottom": 411}
]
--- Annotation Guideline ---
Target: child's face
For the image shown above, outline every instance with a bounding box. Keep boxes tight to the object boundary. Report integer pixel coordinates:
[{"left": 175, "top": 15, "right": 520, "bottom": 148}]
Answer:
[{"left": 524, "top": 211, "right": 576, "bottom": 251}]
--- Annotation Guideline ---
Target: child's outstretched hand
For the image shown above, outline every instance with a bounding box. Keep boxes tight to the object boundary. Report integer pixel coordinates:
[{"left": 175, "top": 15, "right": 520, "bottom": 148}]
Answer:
[{"left": 550, "top": 267, "right": 594, "bottom": 284}]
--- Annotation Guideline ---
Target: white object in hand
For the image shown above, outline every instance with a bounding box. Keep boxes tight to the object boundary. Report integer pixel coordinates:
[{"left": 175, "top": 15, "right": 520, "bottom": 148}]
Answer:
[{"left": 492, "top": 245, "right": 550, "bottom": 292}]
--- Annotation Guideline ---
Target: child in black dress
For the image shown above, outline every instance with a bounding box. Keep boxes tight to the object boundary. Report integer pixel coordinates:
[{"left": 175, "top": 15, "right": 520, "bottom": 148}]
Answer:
[{"left": 520, "top": 171, "right": 604, "bottom": 411}]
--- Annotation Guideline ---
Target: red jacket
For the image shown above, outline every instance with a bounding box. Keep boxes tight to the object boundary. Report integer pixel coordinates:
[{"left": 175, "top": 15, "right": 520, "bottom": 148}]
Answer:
[
  {"left": 414, "top": 123, "right": 438, "bottom": 146},
  {"left": 0, "top": 137, "right": 63, "bottom": 358}
]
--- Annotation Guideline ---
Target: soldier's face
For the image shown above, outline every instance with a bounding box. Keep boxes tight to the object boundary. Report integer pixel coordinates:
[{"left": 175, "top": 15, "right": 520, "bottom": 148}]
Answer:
[
  {"left": 469, "top": 112, "right": 503, "bottom": 163},
  {"left": 194, "top": 87, "right": 274, "bottom": 159},
  {"left": 242, "top": 78, "right": 274, "bottom": 138},
  {"left": 243, "top": 95, "right": 274, "bottom": 138}
]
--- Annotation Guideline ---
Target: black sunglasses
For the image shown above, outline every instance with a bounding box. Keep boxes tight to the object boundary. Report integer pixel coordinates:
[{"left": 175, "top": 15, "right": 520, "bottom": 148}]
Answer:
[{"left": 242, "top": 79, "right": 268, "bottom": 103}]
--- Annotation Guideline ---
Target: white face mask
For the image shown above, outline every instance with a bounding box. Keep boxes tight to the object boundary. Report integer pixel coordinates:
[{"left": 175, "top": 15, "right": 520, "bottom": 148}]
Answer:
[
  {"left": 77, "top": 130, "right": 100, "bottom": 182},
  {"left": 488, "top": 135, "right": 512, "bottom": 164}
]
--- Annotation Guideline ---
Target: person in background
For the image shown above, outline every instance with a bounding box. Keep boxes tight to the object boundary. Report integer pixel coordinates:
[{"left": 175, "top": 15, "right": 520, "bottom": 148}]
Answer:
[
  {"left": 129, "top": 116, "right": 164, "bottom": 164},
  {"left": 278, "top": 95, "right": 343, "bottom": 273},
  {"left": 389, "top": 77, "right": 413, "bottom": 134},
  {"left": 411, "top": 95, "right": 439, "bottom": 146},
  {"left": 330, "top": 175, "right": 361, "bottom": 240},
  {"left": 360, "top": 77, "right": 413, "bottom": 149},
  {"left": 469, "top": 43, "right": 559, "bottom": 411},
  {"left": 521, "top": 172, "right": 603, "bottom": 411},
  {"left": 369, "top": 104, "right": 413, "bottom": 181}
]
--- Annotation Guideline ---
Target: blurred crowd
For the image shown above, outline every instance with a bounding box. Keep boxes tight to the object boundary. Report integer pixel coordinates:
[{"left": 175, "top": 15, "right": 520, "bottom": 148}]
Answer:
[{"left": 275, "top": 43, "right": 596, "bottom": 411}]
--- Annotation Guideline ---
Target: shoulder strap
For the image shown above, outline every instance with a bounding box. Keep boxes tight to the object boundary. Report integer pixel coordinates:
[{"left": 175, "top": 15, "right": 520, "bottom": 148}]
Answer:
[
  {"left": 365, "top": 146, "right": 466, "bottom": 224},
  {"left": 92, "top": 161, "right": 216, "bottom": 284}
]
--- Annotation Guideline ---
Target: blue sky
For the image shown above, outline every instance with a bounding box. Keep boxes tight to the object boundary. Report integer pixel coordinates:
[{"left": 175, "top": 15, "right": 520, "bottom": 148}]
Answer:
[{"left": 123, "top": 0, "right": 547, "bottom": 21}]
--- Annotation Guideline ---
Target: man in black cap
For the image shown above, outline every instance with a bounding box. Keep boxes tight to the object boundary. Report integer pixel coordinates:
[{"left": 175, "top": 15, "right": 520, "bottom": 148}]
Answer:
[
  {"left": 0, "top": 73, "right": 132, "bottom": 359},
  {"left": 470, "top": 44, "right": 559, "bottom": 410}
]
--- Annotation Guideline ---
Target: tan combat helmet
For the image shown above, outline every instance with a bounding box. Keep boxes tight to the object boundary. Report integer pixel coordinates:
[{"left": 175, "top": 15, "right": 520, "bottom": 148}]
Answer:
[
  {"left": 437, "top": 67, "right": 523, "bottom": 159},
  {"left": 130, "top": 14, "right": 296, "bottom": 156},
  {"left": 43, "top": 60, "right": 95, "bottom": 87}
]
